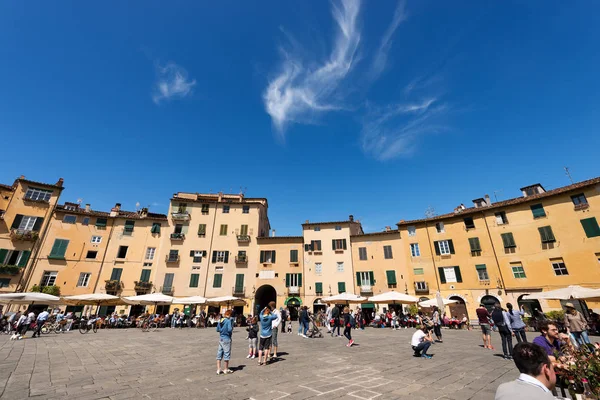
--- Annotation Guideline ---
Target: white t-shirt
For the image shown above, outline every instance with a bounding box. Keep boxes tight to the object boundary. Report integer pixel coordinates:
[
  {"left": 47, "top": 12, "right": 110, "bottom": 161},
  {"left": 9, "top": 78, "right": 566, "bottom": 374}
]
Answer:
[
  {"left": 411, "top": 330, "right": 426, "bottom": 347},
  {"left": 271, "top": 309, "right": 282, "bottom": 328}
]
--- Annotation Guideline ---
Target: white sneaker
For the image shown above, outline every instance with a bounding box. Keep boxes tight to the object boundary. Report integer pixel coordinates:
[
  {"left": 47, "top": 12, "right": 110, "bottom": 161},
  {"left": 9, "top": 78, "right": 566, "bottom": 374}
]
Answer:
[
  {"left": 246, "top": 354, "right": 251, "bottom": 359},
  {"left": 251, "top": 355, "right": 256, "bottom": 359}
]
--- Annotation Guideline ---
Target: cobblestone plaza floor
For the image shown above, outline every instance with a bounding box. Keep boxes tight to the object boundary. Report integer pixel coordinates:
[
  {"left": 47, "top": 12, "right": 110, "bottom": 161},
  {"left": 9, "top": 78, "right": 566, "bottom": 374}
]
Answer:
[{"left": 0, "top": 326, "right": 522, "bottom": 400}]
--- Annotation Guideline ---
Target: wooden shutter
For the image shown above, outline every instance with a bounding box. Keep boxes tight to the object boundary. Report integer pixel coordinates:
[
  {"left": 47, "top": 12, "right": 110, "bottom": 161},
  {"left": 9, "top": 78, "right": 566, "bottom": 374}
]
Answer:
[
  {"left": 531, "top": 204, "right": 546, "bottom": 218},
  {"left": 11, "top": 214, "right": 23, "bottom": 229},
  {"left": 298, "top": 273, "right": 302, "bottom": 287},
  {"left": 438, "top": 267, "right": 446, "bottom": 284},
  {"left": 454, "top": 266, "right": 463, "bottom": 283},
  {"left": 468, "top": 237, "right": 481, "bottom": 252},
  {"left": 241, "top": 225, "right": 248, "bottom": 235},
  {"left": 338, "top": 282, "right": 346, "bottom": 293},
  {"left": 271, "top": 251, "right": 276, "bottom": 263},
  {"left": 342, "top": 239, "right": 347, "bottom": 250},
  {"left": 125, "top": 220, "right": 135, "bottom": 230},
  {"left": 17, "top": 251, "right": 31, "bottom": 267},
  {"left": 151, "top": 223, "right": 161, "bottom": 233},
  {"left": 434, "top": 241, "right": 441, "bottom": 255},
  {"left": 212, "top": 251, "right": 217, "bottom": 263},
  {"left": 190, "top": 274, "right": 199, "bottom": 288},
  {"left": 332, "top": 239, "right": 336, "bottom": 250},
  {"left": 223, "top": 251, "right": 229, "bottom": 264},
  {"left": 315, "top": 282, "right": 323, "bottom": 293},
  {"left": 304, "top": 244, "right": 310, "bottom": 252},
  {"left": 198, "top": 224, "right": 206, "bottom": 235},
  {"left": 0, "top": 249, "right": 7, "bottom": 264},
  {"left": 386, "top": 270, "right": 397, "bottom": 285},
  {"left": 501, "top": 233, "right": 515, "bottom": 248},
  {"left": 259, "top": 251, "right": 265, "bottom": 263},
  {"left": 290, "top": 250, "right": 298, "bottom": 263},
  {"left": 538, "top": 226, "right": 556, "bottom": 243},
  {"left": 110, "top": 268, "right": 123, "bottom": 281},
  {"left": 189, "top": 250, "right": 195, "bottom": 257},
  {"left": 32, "top": 217, "right": 44, "bottom": 231},
  {"left": 369, "top": 271, "right": 375, "bottom": 284},
  {"left": 140, "top": 269, "right": 151, "bottom": 282},
  {"left": 448, "top": 240, "right": 455, "bottom": 254},
  {"left": 285, "top": 273, "right": 290, "bottom": 287},
  {"left": 50, "top": 239, "right": 69, "bottom": 258},
  {"left": 95, "top": 218, "right": 107, "bottom": 227},
  {"left": 235, "top": 274, "right": 244, "bottom": 290},
  {"left": 213, "top": 274, "right": 222, "bottom": 288},
  {"left": 581, "top": 217, "right": 600, "bottom": 238},
  {"left": 356, "top": 272, "right": 362, "bottom": 285}
]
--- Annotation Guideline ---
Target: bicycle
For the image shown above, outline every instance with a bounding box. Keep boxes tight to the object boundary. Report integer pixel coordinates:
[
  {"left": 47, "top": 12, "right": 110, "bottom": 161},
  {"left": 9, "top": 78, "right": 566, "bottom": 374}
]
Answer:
[
  {"left": 140, "top": 318, "right": 158, "bottom": 332},
  {"left": 79, "top": 317, "right": 100, "bottom": 334},
  {"left": 54, "top": 320, "right": 68, "bottom": 334},
  {"left": 41, "top": 321, "right": 56, "bottom": 335}
]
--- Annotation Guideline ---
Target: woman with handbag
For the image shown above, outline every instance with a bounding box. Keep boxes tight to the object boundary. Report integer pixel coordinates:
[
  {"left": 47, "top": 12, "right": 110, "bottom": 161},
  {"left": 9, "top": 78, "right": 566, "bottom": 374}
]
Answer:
[
  {"left": 491, "top": 303, "right": 513, "bottom": 359},
  {"left": 563, "top": 302, "right": 591, "bottom": 348},
  {"left": 506, "top": 303, "right": 527, "bottom": 343}
]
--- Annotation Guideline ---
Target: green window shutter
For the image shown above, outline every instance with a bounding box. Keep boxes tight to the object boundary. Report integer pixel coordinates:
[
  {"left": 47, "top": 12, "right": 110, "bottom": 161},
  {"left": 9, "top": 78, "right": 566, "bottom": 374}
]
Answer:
[
  {"left": 434, "top": 241, "right": 441, "bottom": 255},
  {"left": 581, "top": 217, "right": 600, "bottom": 238},
  {"left": 110, "top": 268, "right": 123, "bottom": 281},
  {"left": 212, "top": 251, "right": 217, "bottom": 263},
  {"left": 50, "top": 239, "right": 69, "bottom": 258},
  {"left": 241, "top": 225, "right": 248, "bottom": 235},
  {"left": 0, "top": 249, "right": 8, "bottom": 265},
  {"left": 151, "top": 223, "right": 161, "bottom": 233},
  {"left": 356, "top": 272, "right": 362, "bottom": 286},
  {"left": 95, "top": 218, "right": 107, "bottom": 227},
  {"left": 285, "top": 273, "right": 290, "bottom": 287},
  {"left": 454, "top": 266, "right": 463, "bottom": 283},
  {"left": 290, "top": 250, "right": 298, "bottom": 263},
  {"left": 338, "top": 282, "right": 346, "bottom": 293},
  {"left": 531, "top": 204, "right": 546, "bottom": 218},
  {"left": 368, "top": 271, "right": 375, "bottom": 284},
  {"left": 538, "top": 226, "right": 556, "bottom": 243},
  {"left": 235, "top": 274, "right": 244, "bottom": 290},
  {"left": 259, "top": 251, "right": 265, "bottom": 263},
  {"left": 475, "top": 264, "right": 487, "bottom": 270},
  {"left": 11, "top": 214, "right": 23, "bottom": 230},
  {"left": 272, "top": 251, "right": 276, "bottom": 263},
  {"left": 469, "top": 237, "right": 481, "bottom": 252},
  {"left": 501, "top": 233, "right": 515, "bottom": 248},
  {"left": 33, "top": 217, "right": 44, "bottom": 231},
  {"left": 332, "top": 239, "right": 336, "bottom": 250},
  {"left": 125, "top": 220, "right": 135, "bottom": 229},
  {"left": 315, "top": 282, "right": 323, "bottom": 293},
  {"left": 17, "top": 251, "right": 31, "bottom": 267},
  {"left": 298, "top": 273, "right": 302, "bottom": 287},
  {"left": 386, "top": 270, "right": 397, "bottom": 285},
  {"left": 190, "top": 274, "right": 199, "bottom": 288},
  {"left": 198, "top": 224, "right": 206, "bottom": 235},
  {"left": 438, "top": 267, "right": 446, "bottom": 284},
  {"left": 213, "top": 274, "right": 222, "bottom": 288},
  {"left": 448, "top": 240, "right": 455, "bottom": 254},
  {"left": 140, "top": 269, "right": 151, "bottom": 282},
  {"left": 224, "top": 251, "right": 229, "bottom": 264},
  {"left": 342, "top": 239, "right": 347, "bottom": 250}
]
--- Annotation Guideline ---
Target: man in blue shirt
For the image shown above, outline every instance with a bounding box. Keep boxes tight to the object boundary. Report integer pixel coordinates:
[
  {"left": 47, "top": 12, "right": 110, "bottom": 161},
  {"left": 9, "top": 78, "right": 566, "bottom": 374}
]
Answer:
[
  {"left": 532, "top": 321, "right": 561, "bottom": 362},
  {"left": 32, "top": 309, "right": 50, "bottom": 338},
  {"left": 216, "top": 310, "right": 234, "bottom": 375}
]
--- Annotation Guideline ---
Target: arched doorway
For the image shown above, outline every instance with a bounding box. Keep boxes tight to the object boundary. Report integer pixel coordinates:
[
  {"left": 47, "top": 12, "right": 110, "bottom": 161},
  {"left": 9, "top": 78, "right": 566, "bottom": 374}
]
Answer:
[
  {"left": 313, "top": 298, "right": 326, "bottom": 314},
  {"left": 254, "top": 285, "right": 276, "bottom": 316},
  {"left": 285, "top": 297, "right": 301, "bottom": 321},
  {"left": 517, "top": 294, "right": 542, "bottom": 316},
  {"left": 481, "top": 295, "right": 498, "bottom": 313},
  {"left": 448, "top": 296, "right": 468, "bottom": 320}
]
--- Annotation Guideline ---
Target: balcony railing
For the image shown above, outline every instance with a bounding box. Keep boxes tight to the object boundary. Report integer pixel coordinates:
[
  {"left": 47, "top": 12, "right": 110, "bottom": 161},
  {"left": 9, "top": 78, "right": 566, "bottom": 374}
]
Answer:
[
  {"left": 288, "top": 286, "right": 300, "bottom": 295},
  {"left": 165, "top": 255, "right": 180, "bottom": 263},
  {"left": 414, "top": 283, "right": 429, "bottom": 294},
  {"left": 170, "top": 232, "right": 185, "bottom": 240},
  {"left": 171, "top": 211, "right": 190, "bottom": 221},
  {"left": 236, "top": 235, "right": 251, "bottom": 242},
  {"left": 161, "top": 286, "right": 174, "bottom": 295},
  {"left": 359, "top": 285, "right": 373, "bottom": 294},
  {"left": 574, "top": 203, "right": 589, "bottom": 211},
  {"left": 134, "top": 281, "right": 153, "bottom": 291},
  {"left": 235, "top": 255, "right": 248, "bottom": 264},
  {"left": 232, "top": 286, "right": 245, "bottom": 297},
  {"left": 105, "top": 280, "right": 123, "bottom": 291},
  {"left": 10, "top": 229, "right": 39, "bottom": 242}
]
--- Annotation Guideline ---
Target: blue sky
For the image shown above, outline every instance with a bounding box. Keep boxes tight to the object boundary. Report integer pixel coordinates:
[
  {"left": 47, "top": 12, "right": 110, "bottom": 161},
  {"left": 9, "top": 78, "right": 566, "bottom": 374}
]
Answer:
[{"left": 1, "top": 1, "right": 599, "bottom": 235}]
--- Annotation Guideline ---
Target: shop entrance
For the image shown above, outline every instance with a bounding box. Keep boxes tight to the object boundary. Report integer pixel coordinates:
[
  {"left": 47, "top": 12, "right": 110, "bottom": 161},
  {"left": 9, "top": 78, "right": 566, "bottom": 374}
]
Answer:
[
  {"left": 254, "top": 285, "right": 276, "bottom": 316},
  {"left": 448, "top": 296, "right": 468, "bottom": 320}
]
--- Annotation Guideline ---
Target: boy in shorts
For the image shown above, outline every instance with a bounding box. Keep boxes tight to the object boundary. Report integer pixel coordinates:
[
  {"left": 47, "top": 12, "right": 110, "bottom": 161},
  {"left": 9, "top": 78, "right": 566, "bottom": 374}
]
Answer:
[{"left": 216, "top": 310, "right": 234, "bottom": 375}]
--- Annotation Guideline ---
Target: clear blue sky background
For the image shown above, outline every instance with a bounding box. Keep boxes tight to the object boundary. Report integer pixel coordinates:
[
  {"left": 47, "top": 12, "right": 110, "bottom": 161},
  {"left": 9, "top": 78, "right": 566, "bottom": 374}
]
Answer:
[{"left": 1, "top": 1, "right": 599, "bottom": 235}]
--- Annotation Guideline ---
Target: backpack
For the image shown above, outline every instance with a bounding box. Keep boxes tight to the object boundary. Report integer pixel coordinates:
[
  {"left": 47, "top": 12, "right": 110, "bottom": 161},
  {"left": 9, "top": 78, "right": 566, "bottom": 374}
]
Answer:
[{"left": 349, "top": 314, "right": 356, "bottom": 328}]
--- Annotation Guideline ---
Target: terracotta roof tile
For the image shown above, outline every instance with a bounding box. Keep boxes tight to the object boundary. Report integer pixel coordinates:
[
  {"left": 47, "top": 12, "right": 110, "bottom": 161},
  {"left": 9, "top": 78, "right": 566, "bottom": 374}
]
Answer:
[
  {"left": 301, "top": 220, "right": 361, "bottom": 226},
  {"left": 257, "top": 236, "right": 304, "bottom": 241},
  {"left": 56, "top": 204, "right": 167, "bottom": 220},
  {"left": 351, "top": 230, "right": 399, "bottom": 238},
  {"left": 0, "top": 183, "right": 13, "bottom": 191},
  {"left": 17, "top": 178, "right": 64, "bottom": 190},
  {"left": 397, "top": 176, "right": 600, "bottom": 226}
]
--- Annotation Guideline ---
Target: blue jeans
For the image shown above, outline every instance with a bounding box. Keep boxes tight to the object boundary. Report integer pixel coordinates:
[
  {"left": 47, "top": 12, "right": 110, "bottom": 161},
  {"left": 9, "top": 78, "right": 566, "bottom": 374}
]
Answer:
[
  {"left": 412, "top": 341, "right": 431, "bottom": 356},
  {"left": 571, "top": 331, "right": 591, "bottom": 345},
  {"left": 216, "top": 338, "right": 232, "bottom": 361},
  {"left": 302, "top": 321, "right": 309, "bottom": 335}
]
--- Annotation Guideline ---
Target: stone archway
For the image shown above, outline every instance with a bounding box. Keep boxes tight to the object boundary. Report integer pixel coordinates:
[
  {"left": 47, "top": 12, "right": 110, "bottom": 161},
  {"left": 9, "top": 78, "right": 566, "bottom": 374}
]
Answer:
[
  {"left": 254, "top": 285, "right": 276, "bottom": 316},
  {"left": 448, "top": 295, "right": 468, "bottom": 320},
  {"left": 480, "top": 295, "right": 499, "bottom": 313}
]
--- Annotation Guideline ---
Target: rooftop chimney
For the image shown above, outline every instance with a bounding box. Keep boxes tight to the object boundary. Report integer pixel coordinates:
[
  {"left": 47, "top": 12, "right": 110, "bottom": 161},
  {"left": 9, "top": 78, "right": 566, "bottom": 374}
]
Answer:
[
  {"left": 520, "top": 184, "right": 546, "bottom": 198},
  {"left": 85, "top": 204, "right": 91, "bottom": 212},
  {"left": 385, "top": 226, "right": 391, "bottom": 232},
  {"left": 110, "top": 203, "right": 121, "bottom": 217},
  {"left": 305, "top": 220, "right": 309, "bottom": 224},
  {"left": 271, "top": 229, "right": 276, "bottom": 237},
  {"left": 218, "top": 192, "right": 223, "bottom": 202},
  {"left": 56, "top": 178, "right": 64, "bottom": 187},
  {"left": 485, "top": 194, "right": 491, "bottom": 206},
  {"left": 139, "top": 207, "right": 149, "bottom": 217},
  {"left": 19, "top": 175, "right": 25, "bottom": 180},
  {"left": 349, "top": 215, "right": 354, "bottom": 222}
]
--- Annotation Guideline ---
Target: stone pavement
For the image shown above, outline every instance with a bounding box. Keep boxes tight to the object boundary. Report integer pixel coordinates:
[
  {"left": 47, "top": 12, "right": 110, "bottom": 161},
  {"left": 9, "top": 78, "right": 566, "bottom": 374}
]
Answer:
[{"left": 0, "top": 326, "right": 520, "bottom": 400}]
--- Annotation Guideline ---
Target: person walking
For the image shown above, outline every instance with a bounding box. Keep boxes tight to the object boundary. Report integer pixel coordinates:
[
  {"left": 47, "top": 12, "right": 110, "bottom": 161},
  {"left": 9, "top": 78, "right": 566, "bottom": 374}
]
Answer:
[
  {"left": 411, "top": 325, "right": 434, "bottom": 359},
  {"left": 32, "top": 309, "right": 49, "bottom": 338},
  {"left": 342, "top": 307, "right": 354, "bottom": 347},
  {"left": 491, "top": 303, "right": 513, "bottom": 359},
  {"left": 506, "top": 303, "right": 527, "bottom": 343},
  {"left": 331, "top": 305, "right": 340, "bottom": 337},
  {"left": 299, "top": 306, "right": 310, "bottom": 338},
  {"left": 432, "top": 306, "right": 443, "bottom": 342},
  {"left": 258, "top": 307, "right": 278, "bottom": 366},
  {"left": 280, "top": 307, "right": 287, "bottom": 334},
  {"left": 325, "top": 304, "right": 332, "bottom": 333},
  {"left": 476, "top": 303, "right": 494, "bottom": 350},
  {"left": 246, "top": 316, "right": 258, "bottom": 359},
  {"left": 216, "top": 310, "right": 234, "bottom": 375},
  {"left": 269, "top": 302, "right": 282, "bottom": 358},
  {"left": 563, "top": 302, "right": 592, "bottom": 348}
]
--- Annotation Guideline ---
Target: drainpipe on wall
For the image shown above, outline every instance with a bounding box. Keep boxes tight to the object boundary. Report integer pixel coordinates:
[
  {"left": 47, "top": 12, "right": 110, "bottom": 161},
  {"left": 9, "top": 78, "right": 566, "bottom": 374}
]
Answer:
[
  {"left": 424, "top": 222, "right": 442, "bottom": 292},
  {"left": 91, "top": 219, "right": 116, "bottom": 294},
  {"left": 481, "top": 211, "right": 507, "bottom": 296},
  {"left": 202, "top": 202, "right": 219, "bottom": 298}
]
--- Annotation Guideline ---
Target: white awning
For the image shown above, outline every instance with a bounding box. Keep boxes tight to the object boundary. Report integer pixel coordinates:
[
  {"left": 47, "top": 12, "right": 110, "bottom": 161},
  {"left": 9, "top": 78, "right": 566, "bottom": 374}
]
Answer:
[
  {"left": 0, "top": 292, "right": 61, "bottom": 304},
  {"left": 368, "top": 291, "right": 419, "bottom": 304},
  {"left": 123, "top": 293, "right": 174, "bottom": 305},
  {"left": 522, "top": 285, "right": 600, "bottom": 300}
]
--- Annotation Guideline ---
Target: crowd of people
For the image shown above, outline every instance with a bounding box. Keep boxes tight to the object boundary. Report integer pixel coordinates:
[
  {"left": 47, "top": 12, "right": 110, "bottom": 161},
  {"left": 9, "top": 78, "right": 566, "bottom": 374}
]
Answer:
[{"left": 1, "top": 308, "right": 69, "bottom": 340}]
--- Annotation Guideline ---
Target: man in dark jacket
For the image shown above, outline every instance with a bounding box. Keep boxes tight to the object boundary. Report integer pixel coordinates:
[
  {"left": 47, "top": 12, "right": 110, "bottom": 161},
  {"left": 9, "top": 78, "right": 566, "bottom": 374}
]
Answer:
[{"left": 331, "top": 306, "right": 340, "bottom": 337}]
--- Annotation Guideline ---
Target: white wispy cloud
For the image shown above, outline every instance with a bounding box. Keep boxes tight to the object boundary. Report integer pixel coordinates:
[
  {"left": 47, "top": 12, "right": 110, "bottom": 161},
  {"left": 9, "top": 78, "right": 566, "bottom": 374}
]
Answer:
[
  {"left": 368, "top": 0, "right": 407, "bottom": 80},
  {"left": 263, "top": 0, "right": 361, "bottom": 134},
  {"left": 361, "top": 97, "right": 449, "bottom": 161},
  {"left": 152, "top": 62, "right": 196, "bottom": 104}
]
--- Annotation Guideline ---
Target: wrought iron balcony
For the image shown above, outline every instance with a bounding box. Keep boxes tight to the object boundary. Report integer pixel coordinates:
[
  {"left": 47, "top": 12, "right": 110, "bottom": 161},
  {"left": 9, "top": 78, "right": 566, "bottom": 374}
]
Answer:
[
  {"left": 236, "top": 235, "right": 251, "bottom": 242},
  {"left": 359, "top": 285, "right": 373, "bottom": 294},
  {"left": 170, "top": 232, "right": 185, "bottom": 240},
  {"left": 165, "top": 255, "right": 180, "bottom": 263},
  {"left": 288, "top": 286, "right": 300, "bottom": 295},
  {"left": 232, "top": 286, "right": 245, "bottom": 297},
  {"left": 171, "top": 211, "right": 190, "bottom": 221},
  {"left": 134, "top": 281, "right": 153, "bottom": 291},
  {"left": 10, "top": 229, "right": 39, "bottom": 242},
  {"left": 161, "top": 286, "right": 174, "bottom": 295},
  {"left": 235, "top": 255, "right": 248, "bottom": 264},
  {"left": 105, "top": 280, "right": 123, "bottom": 291}
]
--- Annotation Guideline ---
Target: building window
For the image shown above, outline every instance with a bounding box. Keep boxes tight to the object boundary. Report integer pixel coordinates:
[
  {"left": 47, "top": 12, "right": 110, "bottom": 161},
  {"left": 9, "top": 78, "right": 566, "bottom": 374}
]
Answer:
[
  {"left": 63, "top": 215, "right": 77, "bottom": 224},
  {"left": 222, "top": 205, "right": 230, "bottom": 214},
  {"left": 314, "top": 226, "right": 320, "bottom": 231},
  {"left": 386, "top": 270, "right": 397, "bottom": 288},
  {"left": 82, "top": 217, "right": 90, "bottom": 226},
  {"left": 0, "top": 279, "right": 10, "bottom": 288},
  {"left": 41, "top": 271, "right": 58, "bottom": 287},
  {"left": 95, "top": 218, "right": 107, "bottom": 227},
  {"left": 358, "top": 247, "right": 367, "bottom": 260},
  {"left": 580, "top": 217, "right": 600, "bottom": 238},
  {"left": 530, "top": 203, "right": 546, "bottom": 219},
  {"left": 24, "top": 187, "right": 52, "bottom": 202},
  {"left": 189, "top": 274, "right": 200, "bottom": 288},
  {"left": 315, "top": 263, "right": 322, "bottom": 275},
  {"left": 201, "top": 204, "right": 209, "bottom": 215},
  {"left": 117, "top": 246, "right": 128, "bottom": 259},
  {"left": 383, "top": 245, "right": 393, "bottom": 259},
  {"left": 168, "top": 250, "right": 179, "bottom": 262},
  {"left": 85, "top": 251, "right": 97, "bottom": 259},
  {"left": 551, "top": 259, "right": 569, "bottom": 276},
  {"left": 408, "top": 226, "right": 416, "bottom": 236},
  {"left": 123, "top": 220, "right": 135, "bottom": 235},
  {"left": 240, "top": 224, "right": 248, "bottom": 236},
  {"left": 290, "top": 250, "right": 298, "bottom": 263},
  {"left": 439, "top": 266, "right": 462, "bottom": 283},
  {"left": 285, "top": 273, "right": 302, "bottom": 287},
  {"left": 212, "top": 273, "right": 222, "bottom": 288},
  {"left": 511, "top": 264, "right": 526, "bottom": 279},
  {"left": 538, "top": 226, "right": 556, "bottom": 249},
  {"left": 571, "top": 193, "right": 588, "bottom": 208},
  {"left": 335, "top": 225, "right": 341, "bottom": 231},
  {"left": 17, "top": 215, "right": 38, "bottom": 231},
  {"left": 410, "top": 243, "right": 421, "bottom": 257},
  {"left": 213, "top": 251, "right": 229, "bottom": 263},
  {"left": 495, "top": 212, "right": 508, "bottom": 225},
  {"left": 146, "top": 247, "right": 156, "bottom": 260},
  {"left": 476, "top": 264, "right": 489, "bottom": 281},
  {"left": 192, "top": 250, "right": 205, "bottom": 263},
  {"left": 434, "top": 240, "right": 454, "bottom": 256},
  {"left": 413, "top": 268, "right": 424, "bottom": 275},
  {"left": 259, "top": 250, "right": 276, "bottom": 264},
  {"left": 469, "top": 237, "right": 482, "bottom": 257},
  {"left": 332, "top": 239, "right": 347, "bottom": 251},
  {"left": 77, "top": 273, "right": 91, "bottom": 287},
  {"left": 356, "top": 271, "right": 374, "bottom": 286},
  {"left": 151, "top": 223, "right": 161, "bottom": 234},
  {"left": 140, "top": 269, "right": 151, "bottom": 282},
  {"left": 337, "top": 262, "right": 344, "bottom": 272},
  {"left": 337, "top": 282, "right": 346, "bottom": 293},
  {"left": 242, "top": 205, "right": 250, "bottom": 214},
  {"left": 315, "top": 282, "right": 323, "bottom": 294},
  {"left": 435, "top": 222, "right": 445, "bottom": 233},
  {"left": 143, "top": 262, "right": 153, "bottom": 267},
  {"left": 501, "top": 233, "right": 517, "bottom": 253},
  {"left": 220, "top": 224, "right": 228, "bottom": 236},
  {"left": 305, "top": 240, "right": 322, "bottom": 252},
  {"left": 91, "top": 236, "right": 102, "bottom": 244},
  {"left": 49, "top": 239, "right": 69, "bottom": 259},
  {"left": 464, "top": 217, "right": 475, "bottom": 230},
  {"left": 415, "top": 281, "right": 427, "bottom": 291},
  {"left": 198, "top": 224, "right": 207, "bottom": 237}
]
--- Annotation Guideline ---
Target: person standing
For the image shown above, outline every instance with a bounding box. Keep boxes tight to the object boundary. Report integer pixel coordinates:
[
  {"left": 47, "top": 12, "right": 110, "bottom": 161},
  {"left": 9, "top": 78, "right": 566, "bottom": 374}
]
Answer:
[
  {"left": 33, "top": 309, "right": 49, "bottom": 338},
  {"left": 299, "top": 306, "right": 310, "bottom": 338},
  {"left": 325, "top": 304, "right": 332, "bottom": 333},
  {"left": 216, "top": 310, "right": 234, "bottom": 375},
  {"left": 269, "top": 302, "right": 282, "bottom": 358},
  {"left": 432, "top": 306, "right": 443, "bottom": 342},
  {"left": 563, "top": 302, "right": 592, "bottom": 348},
  {"left": 476, "top": 303, "right": 494, "bottom": 350},
  {"left": 492, "top": 303, "right": 513, "bottom": 359},
  {"left": 411, "top": 326, "right": 434, "bottom": 359},
  {"left": 246, "top": 316, "right": 258, "bottom": 359},
  {"left": 257, "top": 307, "right": 278, "bottom": 366},
  {"left": 280, "top": 307, "right": 287, "bottom": 334},
  {"left": 342, "top": 307, "right": 354, "bottom": 347},
  {"left": 506, "top": 303, "right": 527, "bottom": 343},
  {"left": 331, "top": 305, "right": 340, "bottom": 337}
]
